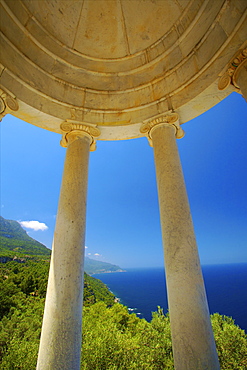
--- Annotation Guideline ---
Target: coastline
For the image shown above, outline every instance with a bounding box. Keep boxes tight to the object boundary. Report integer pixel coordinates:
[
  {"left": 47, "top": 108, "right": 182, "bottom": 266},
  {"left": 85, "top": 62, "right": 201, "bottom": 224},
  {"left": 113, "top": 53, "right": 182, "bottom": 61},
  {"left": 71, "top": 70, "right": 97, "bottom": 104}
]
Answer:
[
  {"left": 93, "top": 264, "right": 247, "bottom": 331},
  {"left": 90, "top": 269, "right": 126, "bottom": 277}
]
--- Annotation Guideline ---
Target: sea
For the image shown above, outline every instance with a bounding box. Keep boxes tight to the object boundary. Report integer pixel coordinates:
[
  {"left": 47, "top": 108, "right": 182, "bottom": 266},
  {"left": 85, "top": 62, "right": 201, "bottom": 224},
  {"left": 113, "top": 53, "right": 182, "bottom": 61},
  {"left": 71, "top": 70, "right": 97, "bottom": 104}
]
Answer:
[{"left": 93, "top": 263, "right": 247, "bottom": 332}]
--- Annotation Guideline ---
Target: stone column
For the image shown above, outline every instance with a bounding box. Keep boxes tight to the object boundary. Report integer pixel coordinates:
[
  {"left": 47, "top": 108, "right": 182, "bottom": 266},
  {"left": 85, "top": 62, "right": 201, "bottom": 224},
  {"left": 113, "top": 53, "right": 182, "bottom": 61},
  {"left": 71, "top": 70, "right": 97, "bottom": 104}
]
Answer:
[
  {"left": 218, "top": 48, "right": 247, "bottom": 101},
  {"left": 141, "top": 114, "right": 220, "bottom": 370},
  {"left": 36, "top": 122, "right": 100, "bottom": 370}
]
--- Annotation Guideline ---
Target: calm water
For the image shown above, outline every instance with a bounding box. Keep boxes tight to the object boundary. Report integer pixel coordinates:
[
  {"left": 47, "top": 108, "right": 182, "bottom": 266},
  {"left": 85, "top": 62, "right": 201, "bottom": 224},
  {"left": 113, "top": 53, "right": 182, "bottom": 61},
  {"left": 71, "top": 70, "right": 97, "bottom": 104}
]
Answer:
[{"left": 93, "top": 263, "right": 247, "bottom": 332}]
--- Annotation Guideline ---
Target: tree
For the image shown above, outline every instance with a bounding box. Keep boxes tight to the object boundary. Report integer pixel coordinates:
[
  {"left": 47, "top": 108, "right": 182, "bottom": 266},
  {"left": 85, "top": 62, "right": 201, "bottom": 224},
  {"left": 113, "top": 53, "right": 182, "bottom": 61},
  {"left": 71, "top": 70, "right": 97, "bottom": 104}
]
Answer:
[
  {"left": 0, "top": 280, "right": 19, "bottom": 319},
  {"left": 211, "top": 313, "right": 247, "bottom": 370}
]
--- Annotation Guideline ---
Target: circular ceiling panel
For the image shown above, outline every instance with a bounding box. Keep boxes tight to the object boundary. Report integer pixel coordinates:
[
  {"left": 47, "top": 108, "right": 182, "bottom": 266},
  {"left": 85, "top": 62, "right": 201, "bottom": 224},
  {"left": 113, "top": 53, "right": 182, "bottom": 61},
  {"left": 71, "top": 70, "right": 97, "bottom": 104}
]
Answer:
[{"left": 0, "top": 0, "right": 246, "bottom": 140}]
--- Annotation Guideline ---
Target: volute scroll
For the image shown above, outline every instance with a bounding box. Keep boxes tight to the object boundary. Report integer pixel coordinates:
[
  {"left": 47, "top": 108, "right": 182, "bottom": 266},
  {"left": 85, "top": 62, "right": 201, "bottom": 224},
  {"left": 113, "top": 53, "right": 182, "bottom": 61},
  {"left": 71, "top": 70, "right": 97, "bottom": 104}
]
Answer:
[
  {"left": 60, "top": 121, "right": 101, "bottom": 151},
  {"left": 140, "top": 112, "right": 185, "bottom": 146}
]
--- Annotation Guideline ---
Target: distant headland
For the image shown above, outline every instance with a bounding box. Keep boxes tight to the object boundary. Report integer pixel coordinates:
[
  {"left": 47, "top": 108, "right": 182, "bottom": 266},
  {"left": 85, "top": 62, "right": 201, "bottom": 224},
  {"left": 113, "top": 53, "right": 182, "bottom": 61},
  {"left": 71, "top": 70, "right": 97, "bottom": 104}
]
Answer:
[{"left": 84, "top": 256, "right": 125, "bottom": 275}]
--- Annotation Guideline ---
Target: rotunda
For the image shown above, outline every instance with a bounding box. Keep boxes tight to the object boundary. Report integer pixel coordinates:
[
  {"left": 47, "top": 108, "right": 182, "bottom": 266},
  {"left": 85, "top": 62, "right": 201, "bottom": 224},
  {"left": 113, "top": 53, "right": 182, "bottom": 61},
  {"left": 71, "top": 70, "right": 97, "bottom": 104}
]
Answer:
[{"left": 0, "top": 1, "right": 246, "bottom": 369}]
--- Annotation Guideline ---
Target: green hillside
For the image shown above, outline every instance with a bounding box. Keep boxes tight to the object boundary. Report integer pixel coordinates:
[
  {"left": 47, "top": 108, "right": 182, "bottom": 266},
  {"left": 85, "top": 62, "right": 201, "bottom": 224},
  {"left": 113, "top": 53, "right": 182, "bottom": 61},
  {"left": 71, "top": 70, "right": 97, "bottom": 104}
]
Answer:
[
  {"left": 0, "top": 259, "right": 115, "bottom": 319},
  {"left": 0, "top": 217, "right": 124, "bottom": 276},
  {"left": 0, "top": 217, "right": 246, "bottom": 369},
  {"left": 0, "top": 216, "right": 51, "bottom": 257},
  {"left": 0, "top": 216, "right": 115, "bottom": 308},
  {"left": 1, "top": 258, "right": 246, "bottom": 369}
]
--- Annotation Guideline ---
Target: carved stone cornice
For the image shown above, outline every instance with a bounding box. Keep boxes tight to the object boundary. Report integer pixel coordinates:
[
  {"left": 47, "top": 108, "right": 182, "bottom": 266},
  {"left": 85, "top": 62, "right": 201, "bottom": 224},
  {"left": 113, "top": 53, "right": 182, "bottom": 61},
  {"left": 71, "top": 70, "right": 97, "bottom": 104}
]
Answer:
[
  {"left": 60, "top": 121, "right": 101, "bottom": 151},
  {"left": 218, "top": 48, "right": 247, "bottom": 91},
  {"left": 0, "top": 89, "right": 19, "bottom": 121},
  {"left": 140, "top": 112, "right": 185, "bottom": 146}
]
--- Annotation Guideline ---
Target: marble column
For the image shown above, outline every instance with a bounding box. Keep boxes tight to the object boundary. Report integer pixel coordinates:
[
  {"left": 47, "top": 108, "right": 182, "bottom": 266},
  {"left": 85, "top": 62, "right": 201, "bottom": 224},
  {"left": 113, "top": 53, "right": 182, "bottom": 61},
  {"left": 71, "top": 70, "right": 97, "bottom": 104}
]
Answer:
[
  {"left": 218, "top": 48, "right": 247, "bottom": 102},
  {"left": 141, "top": 114, "right": 220, "bottom": 370},
  {"left": 36, "top": 123, "right": 100, "bottom": 370}
]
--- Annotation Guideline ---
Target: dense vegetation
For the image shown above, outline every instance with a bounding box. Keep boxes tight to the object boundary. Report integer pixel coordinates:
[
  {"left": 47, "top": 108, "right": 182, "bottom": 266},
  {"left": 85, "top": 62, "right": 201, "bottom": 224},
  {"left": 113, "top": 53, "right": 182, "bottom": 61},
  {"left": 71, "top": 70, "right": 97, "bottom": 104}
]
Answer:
[
  {"left": 0, "top": 217, "right": 246, "bottom": 369},
  {"left": 0, "top": 258, "right": 246, "bottom": 369},
  {"left": 0, "top": 259, "right": 115, "bottom": 320}
]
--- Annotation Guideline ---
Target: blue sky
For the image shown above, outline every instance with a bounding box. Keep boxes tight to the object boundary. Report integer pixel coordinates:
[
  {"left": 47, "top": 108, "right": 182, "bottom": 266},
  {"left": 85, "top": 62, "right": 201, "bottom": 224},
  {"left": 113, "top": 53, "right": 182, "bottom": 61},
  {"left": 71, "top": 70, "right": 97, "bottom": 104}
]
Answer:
[{"left": 1, "top": 92, "right": 247, "bottom": 268}]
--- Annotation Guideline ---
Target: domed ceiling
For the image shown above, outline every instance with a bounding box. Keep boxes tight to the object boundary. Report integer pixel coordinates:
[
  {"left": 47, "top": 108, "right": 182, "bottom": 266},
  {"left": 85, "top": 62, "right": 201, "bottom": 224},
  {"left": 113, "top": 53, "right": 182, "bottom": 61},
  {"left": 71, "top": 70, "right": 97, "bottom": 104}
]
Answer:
[{"left": 0, "top": 0, "right": 246, "bottom": 140}]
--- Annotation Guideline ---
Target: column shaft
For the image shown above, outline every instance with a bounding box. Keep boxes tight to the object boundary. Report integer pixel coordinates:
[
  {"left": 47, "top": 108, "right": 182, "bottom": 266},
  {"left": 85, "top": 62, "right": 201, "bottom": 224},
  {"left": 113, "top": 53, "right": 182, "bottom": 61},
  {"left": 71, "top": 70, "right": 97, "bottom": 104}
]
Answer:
[
  {"left": 151, "top": 124, "right": 220, "bottom": 370},
  {"left": 36, "top": 134, "right": 90, "bottom": 370}
]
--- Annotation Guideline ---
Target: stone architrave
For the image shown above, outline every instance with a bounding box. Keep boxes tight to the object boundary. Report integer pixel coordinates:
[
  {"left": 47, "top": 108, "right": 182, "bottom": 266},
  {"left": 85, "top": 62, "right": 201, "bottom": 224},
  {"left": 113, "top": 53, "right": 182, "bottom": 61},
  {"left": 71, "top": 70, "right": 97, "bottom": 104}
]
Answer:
[
  {"left": 36, "top": 124, "right": 100, "bottom": 370},
  {"left": 141, "top": 113, "right": 220, "bottom": 370}
]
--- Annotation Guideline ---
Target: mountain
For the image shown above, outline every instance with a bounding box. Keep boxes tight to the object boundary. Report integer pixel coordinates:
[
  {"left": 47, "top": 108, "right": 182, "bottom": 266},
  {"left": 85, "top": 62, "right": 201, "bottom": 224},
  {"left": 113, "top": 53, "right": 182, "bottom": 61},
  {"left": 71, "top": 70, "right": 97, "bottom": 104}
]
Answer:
[
  {"left": 0, "top": 216, "right": 116, "bottom": 308},
  {"left": 84, "top": 256, "right": 125, "bottom": 275},
  {"left": 0, "top": 216, "right": 124, "bottom": 274},
  {"left": 0, "top": 216, "right": 51, "bottom": 257}
]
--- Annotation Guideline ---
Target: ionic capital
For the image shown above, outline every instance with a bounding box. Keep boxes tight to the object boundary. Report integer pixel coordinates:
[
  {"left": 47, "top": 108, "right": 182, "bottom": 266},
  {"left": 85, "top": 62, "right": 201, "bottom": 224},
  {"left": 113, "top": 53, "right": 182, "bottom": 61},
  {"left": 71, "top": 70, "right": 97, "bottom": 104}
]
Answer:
[
  {"left": 0, "top": 89, "right": 19, "bottom": 121},
  {"left": 218, "top": 48, "right": 247, "bottom": 91},
  {"left": 60, "top": 121, "right": 101, "bottom": 151},
  {"left": 140, "top": 112, "right": 185, "bottom": 146}
]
